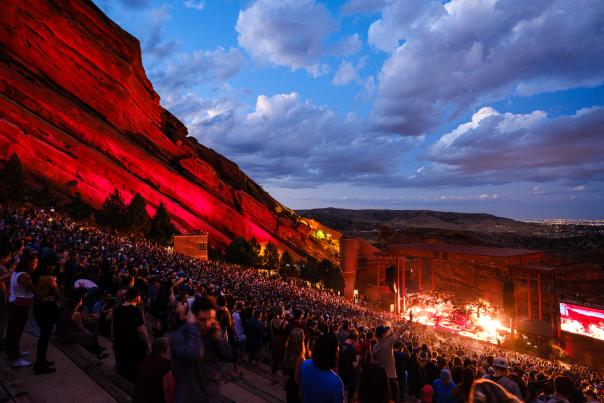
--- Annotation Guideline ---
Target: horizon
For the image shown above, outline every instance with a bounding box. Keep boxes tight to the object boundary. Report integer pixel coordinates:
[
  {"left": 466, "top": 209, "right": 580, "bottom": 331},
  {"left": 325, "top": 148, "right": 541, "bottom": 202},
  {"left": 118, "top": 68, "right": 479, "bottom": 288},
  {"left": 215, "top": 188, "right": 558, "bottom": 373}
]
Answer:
[{"left": 94, "top": 0, "right": 604, "bottom": 219}]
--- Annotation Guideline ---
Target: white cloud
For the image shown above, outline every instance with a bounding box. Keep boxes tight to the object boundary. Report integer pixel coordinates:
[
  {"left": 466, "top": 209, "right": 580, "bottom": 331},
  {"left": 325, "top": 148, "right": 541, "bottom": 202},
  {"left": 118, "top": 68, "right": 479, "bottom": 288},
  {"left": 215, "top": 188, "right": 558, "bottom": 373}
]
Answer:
[
  {"left": 236, "top": 0, "right": 359, "bottom": 76},
  {"left": 332, "top": 61, "right": 360, "bottom": 86}
]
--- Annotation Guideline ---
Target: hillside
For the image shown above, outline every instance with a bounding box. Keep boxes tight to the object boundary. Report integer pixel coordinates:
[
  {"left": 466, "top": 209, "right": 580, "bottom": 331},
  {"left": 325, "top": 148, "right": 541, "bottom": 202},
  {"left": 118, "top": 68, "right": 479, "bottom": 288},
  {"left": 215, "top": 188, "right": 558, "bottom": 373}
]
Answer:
[
  {"left": 0, "top": 0, "right": 338, "bottom": 261},
  {"left": 297, "top": 208, "right": 523, "bottom": 233}
]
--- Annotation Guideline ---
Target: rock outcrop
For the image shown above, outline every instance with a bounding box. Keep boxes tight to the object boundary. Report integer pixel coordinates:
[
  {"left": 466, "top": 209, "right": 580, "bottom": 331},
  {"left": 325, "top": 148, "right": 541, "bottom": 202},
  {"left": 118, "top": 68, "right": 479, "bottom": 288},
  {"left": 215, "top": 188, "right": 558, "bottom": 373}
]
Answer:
[{"left": 0, "top": 0, "right": 339, "bottom": 261}]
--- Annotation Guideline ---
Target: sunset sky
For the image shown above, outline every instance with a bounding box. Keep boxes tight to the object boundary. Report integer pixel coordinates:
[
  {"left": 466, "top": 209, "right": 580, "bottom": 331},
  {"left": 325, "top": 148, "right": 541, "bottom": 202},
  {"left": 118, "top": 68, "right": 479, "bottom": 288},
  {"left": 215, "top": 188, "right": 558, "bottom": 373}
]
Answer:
[{"left": 94, "top": 0, "right": 604, "bottom": 219}]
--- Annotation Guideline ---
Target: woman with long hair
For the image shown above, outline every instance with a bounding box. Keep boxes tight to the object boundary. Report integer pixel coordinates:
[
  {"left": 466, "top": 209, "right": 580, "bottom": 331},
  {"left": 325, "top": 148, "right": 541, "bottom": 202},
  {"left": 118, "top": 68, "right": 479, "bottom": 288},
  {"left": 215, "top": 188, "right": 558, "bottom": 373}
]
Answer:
[
  {"left": 6, "top": 249, "right": 37, "bottom": 368},
  {"left": 283, "top": 327, "right": 307, "bottom": 403}
]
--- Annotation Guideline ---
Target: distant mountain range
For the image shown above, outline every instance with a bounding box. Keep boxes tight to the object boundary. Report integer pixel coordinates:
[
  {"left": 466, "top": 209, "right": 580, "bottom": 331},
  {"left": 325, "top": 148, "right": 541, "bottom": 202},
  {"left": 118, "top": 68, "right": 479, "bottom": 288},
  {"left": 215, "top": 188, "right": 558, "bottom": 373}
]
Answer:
[{"left": 296, "top": 208, "right": 525, "bottom": 233}]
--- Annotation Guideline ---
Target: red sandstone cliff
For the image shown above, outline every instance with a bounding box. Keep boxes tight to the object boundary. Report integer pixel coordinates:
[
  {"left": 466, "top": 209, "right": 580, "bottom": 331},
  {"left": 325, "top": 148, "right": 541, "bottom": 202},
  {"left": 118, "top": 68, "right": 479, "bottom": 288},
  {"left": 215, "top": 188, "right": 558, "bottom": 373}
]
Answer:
[{"left": 0, "top": 0, "right": 339, "bottom": 261}]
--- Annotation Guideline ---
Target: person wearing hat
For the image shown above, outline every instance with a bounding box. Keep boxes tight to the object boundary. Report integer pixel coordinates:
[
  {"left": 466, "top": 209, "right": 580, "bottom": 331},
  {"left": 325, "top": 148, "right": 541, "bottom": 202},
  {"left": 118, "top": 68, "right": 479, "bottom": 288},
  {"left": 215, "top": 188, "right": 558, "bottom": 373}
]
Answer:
[
  {"left": 485, "top": 357, "right": 522, "bottom": 400},
  {"left": 432, "top": 368, "right": 457, "bottom": 403},
  {"left": 372, "top": 322, "right": 410, "bottom": 403}
]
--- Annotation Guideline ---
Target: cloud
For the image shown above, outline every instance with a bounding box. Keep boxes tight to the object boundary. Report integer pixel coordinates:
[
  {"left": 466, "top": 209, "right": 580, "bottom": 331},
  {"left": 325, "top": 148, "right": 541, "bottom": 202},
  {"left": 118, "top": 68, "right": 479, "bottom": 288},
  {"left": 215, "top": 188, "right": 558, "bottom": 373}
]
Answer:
[
  {"left": 370, "top": 0, "right": 604, "bottom": 136},
  {"left": 422, "top": 105, "right": 604, "bottom": 186},
  {"left": 142, "top": 6, "right": 177, "bottom": 59},
  {"left": 180, "top": 92, "right": 412, "bottom": 187},
  {"left": 236, "top": 0, "right": 359, "bottom": 76},
  {"left": 184, "top": 0, "right": 205, "bottom": 10},
  {"left": 332, "top": 60, "right": 361, "bottom": 86},
  {"left": 151, "top": 47, "right": 245, "bottom": 92}
]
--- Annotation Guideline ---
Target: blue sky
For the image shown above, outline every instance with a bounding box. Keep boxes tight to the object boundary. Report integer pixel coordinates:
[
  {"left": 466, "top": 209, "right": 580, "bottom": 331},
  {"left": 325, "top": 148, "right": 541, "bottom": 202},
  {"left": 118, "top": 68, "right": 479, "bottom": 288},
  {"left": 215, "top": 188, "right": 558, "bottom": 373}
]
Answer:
[{"left": 94, "top": 0, "right": 604, "bottom": 219}]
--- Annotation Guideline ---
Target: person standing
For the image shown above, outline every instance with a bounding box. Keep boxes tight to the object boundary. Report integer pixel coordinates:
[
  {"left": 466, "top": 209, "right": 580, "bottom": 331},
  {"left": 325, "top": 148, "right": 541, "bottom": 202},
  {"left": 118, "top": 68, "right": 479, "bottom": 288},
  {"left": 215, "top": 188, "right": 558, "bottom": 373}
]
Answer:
[
  {"left": 485, "top": 358, "right": 522, "bottom": 400},
  {"left": 372, "top": 323, "right": 409, "bottom": 403},
  {"left": 112, "top": 287, "right": 150, "bottom": 381},
  {"left": 133, "top": 337, "right": 174, "bottom": 403},
  {"left": 32, "top": 257, "right": 61, "bottom": 374},
  {"left": 6, "top": 250, "right": 37, "bottom": 368},
  {"left": 283, "top": 327, "right": 307, "bottom": 403},
  {"left": 170, "top": 296, "right": 233, "bottom": 403},
  {"left": 299, "top": 333, "right": 344, "bottom": 403},
  {"left": 432, "top": 369, "right": 456, "bottom": 403}
]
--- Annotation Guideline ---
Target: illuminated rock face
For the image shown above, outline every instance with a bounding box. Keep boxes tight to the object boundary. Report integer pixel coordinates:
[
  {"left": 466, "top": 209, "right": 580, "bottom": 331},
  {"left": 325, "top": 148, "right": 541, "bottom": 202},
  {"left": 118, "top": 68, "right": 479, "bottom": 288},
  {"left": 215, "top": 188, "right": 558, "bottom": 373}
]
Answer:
[{"left": 0, "top": 0, "right": 339, "bottom": 261}]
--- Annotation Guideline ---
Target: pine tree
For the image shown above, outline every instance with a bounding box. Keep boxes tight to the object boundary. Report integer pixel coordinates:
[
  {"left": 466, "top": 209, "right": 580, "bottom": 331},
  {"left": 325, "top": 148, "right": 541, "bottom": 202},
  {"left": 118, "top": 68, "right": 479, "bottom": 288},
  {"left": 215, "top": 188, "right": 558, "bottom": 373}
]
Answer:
[
  {"left": 0, "top": 153, "right": 26, "bottom": 203},
  {"left": 67, "top": 193, "right": 94, "bottom": 220},
  {"left": 96, "top": 189, "right": 127, "bottom": 230},
  {"left": 225, "top": 237, "right": 260, "bottom": 267},
  {"left": 149, "top": 202, "right": 175, "bottom": 245},
  {"left": 300, "top": 256, "right": 320, "bottom": 284},
  {"left": 125, "top": 193, "right": 151, "bottom": 234},
  {"left": 263, "top": 242, "right": 279, "bottom": 276},
  {"left": 278, "top": 250, "right": 297, "bottom": 278}
]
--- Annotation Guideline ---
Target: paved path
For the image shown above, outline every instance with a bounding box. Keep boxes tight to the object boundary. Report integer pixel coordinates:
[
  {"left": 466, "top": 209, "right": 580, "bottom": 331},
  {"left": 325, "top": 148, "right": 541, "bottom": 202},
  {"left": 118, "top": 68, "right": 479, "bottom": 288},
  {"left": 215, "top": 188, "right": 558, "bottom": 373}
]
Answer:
[{"left": 1, "top": 333, "right": 115, "bottom": 403}]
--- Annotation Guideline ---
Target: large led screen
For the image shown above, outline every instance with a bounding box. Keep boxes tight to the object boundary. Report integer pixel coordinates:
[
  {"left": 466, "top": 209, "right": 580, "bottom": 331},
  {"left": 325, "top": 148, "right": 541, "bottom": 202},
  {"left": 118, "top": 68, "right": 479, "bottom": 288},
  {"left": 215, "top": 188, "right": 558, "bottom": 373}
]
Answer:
[{"left": 560, "top": 302, "right": 604, "bottom": 341}]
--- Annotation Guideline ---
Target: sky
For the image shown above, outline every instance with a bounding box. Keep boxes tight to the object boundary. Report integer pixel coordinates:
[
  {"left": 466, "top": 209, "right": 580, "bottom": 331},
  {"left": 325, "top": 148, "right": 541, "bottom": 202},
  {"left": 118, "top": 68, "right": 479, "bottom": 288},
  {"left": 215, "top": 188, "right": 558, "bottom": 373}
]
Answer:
[{"left": 93, "top": 0, "right": 604, "bottom": 220}]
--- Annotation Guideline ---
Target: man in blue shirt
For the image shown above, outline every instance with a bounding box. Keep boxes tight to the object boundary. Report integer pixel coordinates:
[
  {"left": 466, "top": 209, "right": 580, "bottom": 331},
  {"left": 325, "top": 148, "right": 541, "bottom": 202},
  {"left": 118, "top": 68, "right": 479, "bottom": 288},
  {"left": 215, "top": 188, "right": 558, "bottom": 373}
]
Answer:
[
  {"left": 432, "top": 368, "right": 456, "bottom": 403},
  {"left": 299, "top": 334, "right": 344, "bottom": 403}
]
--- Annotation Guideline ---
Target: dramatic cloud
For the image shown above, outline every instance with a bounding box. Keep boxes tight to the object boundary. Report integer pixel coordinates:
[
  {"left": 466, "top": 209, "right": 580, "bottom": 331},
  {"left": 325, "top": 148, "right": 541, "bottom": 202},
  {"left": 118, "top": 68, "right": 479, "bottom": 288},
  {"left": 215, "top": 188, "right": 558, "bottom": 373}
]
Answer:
[
  {"left": 181, "top": 92, "right": 412, "bottom": 187},
  {"left": 151, "top": 47, "right": 245, "bottom": 92},
  {"left": 236, "top": 0, "right": 360, "bottom": 76},
  {"left": 371, "top": 0, "right": 604, "bottom": 135},
  {"left": 422, "top": 106, "right": 604, "bottom": 186}
]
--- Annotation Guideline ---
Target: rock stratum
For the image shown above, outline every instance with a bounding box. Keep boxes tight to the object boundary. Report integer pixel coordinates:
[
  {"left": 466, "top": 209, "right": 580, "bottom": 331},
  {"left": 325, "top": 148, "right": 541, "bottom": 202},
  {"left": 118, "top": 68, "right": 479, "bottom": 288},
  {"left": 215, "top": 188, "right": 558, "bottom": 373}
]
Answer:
[{"left": 0, "top": 0, "right": 339, "bottom": 261}]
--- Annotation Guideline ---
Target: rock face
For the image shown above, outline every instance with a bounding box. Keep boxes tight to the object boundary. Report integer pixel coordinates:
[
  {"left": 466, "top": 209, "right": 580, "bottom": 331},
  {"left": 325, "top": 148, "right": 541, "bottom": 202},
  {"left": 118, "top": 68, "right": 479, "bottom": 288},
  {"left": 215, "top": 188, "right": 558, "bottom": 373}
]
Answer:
[{"left": 0, "top": 0, "right": 339, "bottom": 261}]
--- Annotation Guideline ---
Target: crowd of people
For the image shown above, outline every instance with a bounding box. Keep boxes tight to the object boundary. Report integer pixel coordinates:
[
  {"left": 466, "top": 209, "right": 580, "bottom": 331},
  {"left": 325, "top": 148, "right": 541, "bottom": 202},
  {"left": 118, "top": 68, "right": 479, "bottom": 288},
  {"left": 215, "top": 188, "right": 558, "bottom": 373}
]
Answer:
[{"left": 0, "top": 207, "right": 602, "bottom": 403}]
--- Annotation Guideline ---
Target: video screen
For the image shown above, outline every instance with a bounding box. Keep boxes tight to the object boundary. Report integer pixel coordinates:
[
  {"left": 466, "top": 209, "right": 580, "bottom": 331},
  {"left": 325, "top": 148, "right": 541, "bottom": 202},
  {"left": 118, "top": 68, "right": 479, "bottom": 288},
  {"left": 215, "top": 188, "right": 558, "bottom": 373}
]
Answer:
[{"left": 560, "top": 302, "right": 604, "bottom": 341}]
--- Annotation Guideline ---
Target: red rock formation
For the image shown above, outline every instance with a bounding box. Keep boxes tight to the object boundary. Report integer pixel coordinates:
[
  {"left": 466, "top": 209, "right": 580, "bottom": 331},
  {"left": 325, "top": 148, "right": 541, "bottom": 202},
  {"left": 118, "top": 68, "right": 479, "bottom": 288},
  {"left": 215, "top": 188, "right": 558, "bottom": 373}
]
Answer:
[{"left": 0, "top": 0, "right": 339, "bottom": 261}]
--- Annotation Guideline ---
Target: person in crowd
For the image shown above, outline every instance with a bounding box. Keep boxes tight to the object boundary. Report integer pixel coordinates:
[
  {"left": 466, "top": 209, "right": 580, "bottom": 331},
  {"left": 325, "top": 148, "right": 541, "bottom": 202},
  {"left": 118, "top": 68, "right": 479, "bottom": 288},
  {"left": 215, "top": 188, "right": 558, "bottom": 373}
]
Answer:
[
  {"left": 246, "top": 309, "right": 265, "bottom": 366},
  {"left": 32, "top": 255, "right": 61, "bottom": 374},
  {"left": 232, "top": 300, "right": 246, "bottom": 371},
  {"left": 394, "top": 341, "right": 410, "bottom": 402},
  {"left": 453, "top": 365, "right": 477, "bottom": 403},
  {"left": 0, "top": 248, "right": 16, "bottom": 350},
  {"left": 373, "top": 323, "right": 410, "bottom": 403},
  {"left": 510, "top": 366, "right": 528, "bottom": 401},
  {"left": 338, "top": 330, "right": 359, "bottom": 403},
  {"left": 283, "top": 327, "right": 306, "bottom": 403},
  {"left": 133, "top": 337, "right": 174, "bottom": 403},
  {"left": 470, "top": 378, "right": 522, "bottom": 403},
  {"left": 112, "top": 287, "right": 150, "bottom": 381},
  {"left": 170, "top": 295, "right": 233, "bottom": 403},
  {"left": 432, "top": 368, "right": 457, "bottom": 403},
  {"left": 270, "top": 304, "right": 289, "bottom": 384},
  {"left": 485, "top": 357, "right": 522, "bottom": 399},
  {"left": 358, "top": 350, "right": 389, "bottom": 403},
  {"left": 56, "top": 292, "right": 108, "bottom": 358},
  {"left": 420, "top": 384, "right": 434, "bottom": 403},
  {"left": 299, "top": 333, "right": 344, "bottom": 403},
  {"left": 535, "top": 376, "right": 574, "bottom": 403},
  {"left": 6, "top": 249, "right": 37, "bottom": 368}
]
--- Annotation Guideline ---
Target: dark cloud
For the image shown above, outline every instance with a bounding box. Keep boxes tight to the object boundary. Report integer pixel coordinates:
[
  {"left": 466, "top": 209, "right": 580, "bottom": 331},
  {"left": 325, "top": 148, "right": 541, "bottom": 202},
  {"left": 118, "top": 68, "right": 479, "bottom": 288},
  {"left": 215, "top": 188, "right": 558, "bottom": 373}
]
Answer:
[{"left": 370, "top": 0, "right": 604, "bottom": 135}]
